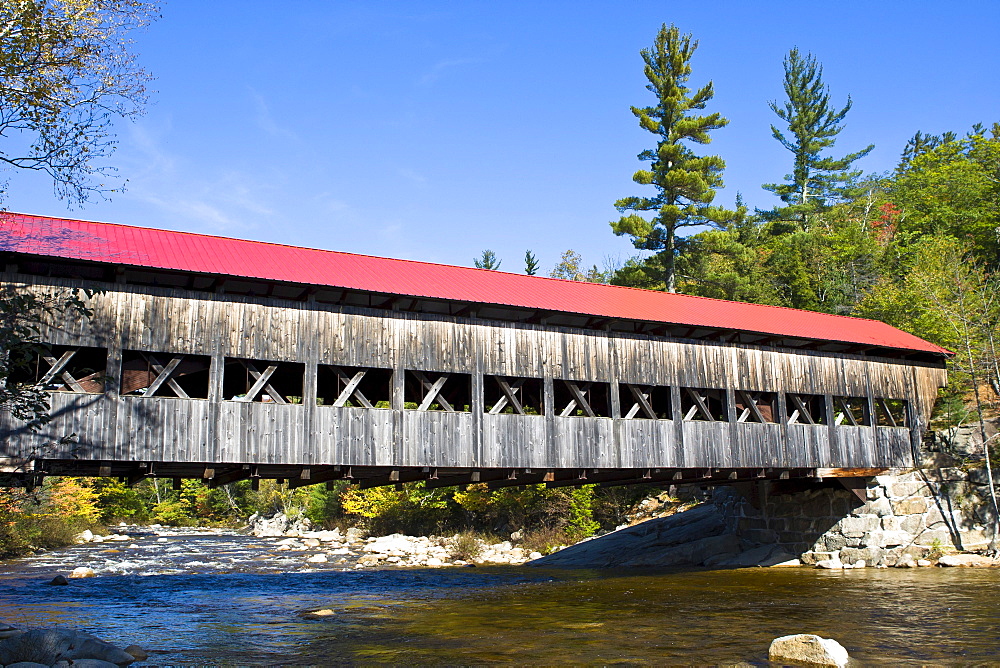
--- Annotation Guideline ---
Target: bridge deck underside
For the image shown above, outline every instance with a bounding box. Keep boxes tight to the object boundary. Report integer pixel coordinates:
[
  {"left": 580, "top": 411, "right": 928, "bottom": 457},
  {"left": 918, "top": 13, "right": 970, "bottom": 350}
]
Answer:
[{"left": 6, "top": 459, "right": 885, "bottom": 491}]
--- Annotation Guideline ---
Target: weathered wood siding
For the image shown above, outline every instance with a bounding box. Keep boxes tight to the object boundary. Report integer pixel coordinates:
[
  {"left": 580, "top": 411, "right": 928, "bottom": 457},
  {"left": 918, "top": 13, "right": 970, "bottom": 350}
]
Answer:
[{"left": 1, "top": 276, "right": 948, "bottom": 471}]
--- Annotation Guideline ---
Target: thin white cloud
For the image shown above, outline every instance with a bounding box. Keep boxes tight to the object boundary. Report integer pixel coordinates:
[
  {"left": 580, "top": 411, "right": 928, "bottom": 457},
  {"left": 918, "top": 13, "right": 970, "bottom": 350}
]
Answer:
[
  {"left": 116, "top": 121, "right": 277, "bottom": 234},
  {"left": 397, "top": 167, "right": 427, "bottom": 185},
  {"left": 417, "top": 58, "right": 479, "bottom": 86},
  {"left": 249, "top": 87, "right": 300, "bottom": 143}
]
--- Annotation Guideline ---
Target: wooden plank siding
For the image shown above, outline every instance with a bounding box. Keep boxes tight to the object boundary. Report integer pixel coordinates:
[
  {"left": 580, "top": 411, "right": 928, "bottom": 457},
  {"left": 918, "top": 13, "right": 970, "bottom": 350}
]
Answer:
[{"left": 0, "top": 275, "right": 948, "bottom": 477}]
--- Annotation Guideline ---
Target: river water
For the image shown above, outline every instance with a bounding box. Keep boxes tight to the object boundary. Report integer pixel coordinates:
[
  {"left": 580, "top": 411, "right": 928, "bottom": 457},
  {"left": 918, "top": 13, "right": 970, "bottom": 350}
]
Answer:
[{"left": 1, "top": 527, "right": 998, "bottom": 665}]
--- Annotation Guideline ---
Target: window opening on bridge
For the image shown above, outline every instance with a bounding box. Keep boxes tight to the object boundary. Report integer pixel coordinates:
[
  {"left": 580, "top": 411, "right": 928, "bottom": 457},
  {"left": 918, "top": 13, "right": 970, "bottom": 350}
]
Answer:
[
  {"left": 874, "top": 398, "right": 908, "bottom": 427},
  {"left": 620, "top": 383, "right": 671, "bottom": 419},
  {"left": 681, "top": 388, "right": 727, "bottom": 421},
  {"left": 317, "top": 364, "right": 391, "bottom": 408},
  {"left": 833, "top": 396, "right": 870, "bottom": 426},
  {"left": 786, "top": 393, "right": 827, "bottom": 425},
  {"left": 405, "top": 370, "right": 472, "bottom": 412},
  {"left": 554, "top": 380, "right": 611, "bottom": 417},
  {"left": 224, "top": 358, "right": 304, "bottom": 404},
  {"left": 484, "top": 375, "right": 543, "bottom": 415},
  {"left": 734, "top": 390, "right": 777, "bottom": 423},
  {"left": 18, "top": 345, "right": 108, "bottom": 394},
  {"left": 120, "top": 351, "right": 211, "bottom": 398}
]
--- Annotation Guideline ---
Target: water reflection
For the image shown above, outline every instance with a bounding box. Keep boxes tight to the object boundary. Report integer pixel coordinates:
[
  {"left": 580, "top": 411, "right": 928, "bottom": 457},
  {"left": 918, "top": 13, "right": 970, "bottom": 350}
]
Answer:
[{"left": 0, "top": 530, "right": 998, "bottom": 665}]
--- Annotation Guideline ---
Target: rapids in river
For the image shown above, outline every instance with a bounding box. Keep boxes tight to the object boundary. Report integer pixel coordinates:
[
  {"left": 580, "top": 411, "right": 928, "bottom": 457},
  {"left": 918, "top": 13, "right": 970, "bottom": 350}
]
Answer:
[{"left": 0, "top": 526, "right": 998, "bottom": 665}]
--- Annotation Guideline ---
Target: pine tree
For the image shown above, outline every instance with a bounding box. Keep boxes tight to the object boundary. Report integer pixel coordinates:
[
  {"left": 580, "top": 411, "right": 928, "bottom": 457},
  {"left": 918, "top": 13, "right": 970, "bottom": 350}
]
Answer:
[
  {"left": 474, "top": 250, "right": 501, "bottom": 270},
  {"left": 611, "top": 23, "right": 737, "bottom": 293},
  {"left": 763, "top": 48, "right": 873, "bottom": 224},
  {"left": 524, "top": 250, "right": 539, "bottom": 275}
]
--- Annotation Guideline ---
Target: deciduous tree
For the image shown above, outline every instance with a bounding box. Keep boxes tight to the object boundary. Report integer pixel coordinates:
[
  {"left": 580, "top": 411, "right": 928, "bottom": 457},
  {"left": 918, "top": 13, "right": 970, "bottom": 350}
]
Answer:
[{"left": 0, "top": 0, "right": 158, "bottom": 205}]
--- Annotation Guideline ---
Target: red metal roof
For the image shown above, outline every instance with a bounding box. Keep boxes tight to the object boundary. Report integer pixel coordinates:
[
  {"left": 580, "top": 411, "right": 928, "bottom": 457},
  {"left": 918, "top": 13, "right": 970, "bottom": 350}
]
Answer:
[{"left": 1, "top": 212, "right": 950, "bottom": 355}]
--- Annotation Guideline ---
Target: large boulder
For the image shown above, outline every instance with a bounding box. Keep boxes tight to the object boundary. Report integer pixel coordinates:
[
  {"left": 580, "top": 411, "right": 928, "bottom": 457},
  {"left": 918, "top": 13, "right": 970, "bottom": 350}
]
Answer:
[
  {"left": 938, "top": 554, "right": 999, "bottom": 567},
  {"left": 768, "top": 634, "right": 850, "bottom": 667},
  {"left": 0, "top": 628, "right": 135, "bottom": 666},
  {"left": 247, "top": 511, "right": 311, "bottom": 537},
  {"left": 530, "top": 504, "right": 743, "bottom": 568}
]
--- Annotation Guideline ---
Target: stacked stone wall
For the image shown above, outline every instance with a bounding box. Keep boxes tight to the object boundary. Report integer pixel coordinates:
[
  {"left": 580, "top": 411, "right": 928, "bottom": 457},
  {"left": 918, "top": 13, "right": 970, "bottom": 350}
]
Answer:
[{"left": 711, "top": 465, "right": 997, "bottom": 567}]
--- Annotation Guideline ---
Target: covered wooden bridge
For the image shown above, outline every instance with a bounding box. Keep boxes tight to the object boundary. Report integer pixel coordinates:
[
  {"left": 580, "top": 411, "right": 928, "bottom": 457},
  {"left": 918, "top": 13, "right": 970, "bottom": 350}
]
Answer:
[{"left": 1, "top": 213, "right": 949, "bottom": 490}]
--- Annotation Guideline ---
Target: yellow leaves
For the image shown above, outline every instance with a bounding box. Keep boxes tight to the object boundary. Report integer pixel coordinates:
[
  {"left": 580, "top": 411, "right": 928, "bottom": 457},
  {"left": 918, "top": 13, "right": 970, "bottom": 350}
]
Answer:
[
  {"left": 45, "top": 477, "right": 99, "bottom": 523},
  {"left": 341, "top": 485, "right": 405, "bottom": 518}
]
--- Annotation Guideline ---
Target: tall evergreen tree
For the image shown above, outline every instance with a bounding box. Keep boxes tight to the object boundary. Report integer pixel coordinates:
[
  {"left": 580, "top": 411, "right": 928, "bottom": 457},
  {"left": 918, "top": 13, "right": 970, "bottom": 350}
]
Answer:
[
  {"left": 523, "top": 250, "right": 539, "bottom": 275},
  {"left": 610, "top": 24, "right": 737, "bottom": 293},
  {"left": 763, "top": 48, "right": 873, "bottom": 224},
  {"left": 473, "top": 249, "right": 501, "bottom": 270}
]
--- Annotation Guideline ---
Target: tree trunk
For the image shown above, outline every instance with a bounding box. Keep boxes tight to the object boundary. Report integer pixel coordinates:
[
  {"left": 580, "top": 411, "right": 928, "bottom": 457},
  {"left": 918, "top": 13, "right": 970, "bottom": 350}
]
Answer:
[{"left": 665, "top": 225, "right": 676, "bottom": 293}]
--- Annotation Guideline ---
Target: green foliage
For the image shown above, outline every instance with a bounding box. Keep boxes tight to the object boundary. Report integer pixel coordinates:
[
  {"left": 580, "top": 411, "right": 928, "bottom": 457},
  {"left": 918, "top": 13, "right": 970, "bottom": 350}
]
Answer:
[
  {"left": 524, "top": 250, "right": 540, "bottom": 276},
  {"left": 87, "top": 478, "right": 148, "bottom": 523},
  {"left": 566, "top": 485, "right": 599, "bottom": 541},
  {"left": 762, "top": 48, "right": 873, "bottom": 224},
  {"left": 889, "top": 133, "right": 1000, "bottom": 262},
  {"left": 0, "top": 484, "right": 96, "bottom": 557},
  {"left": 610, "top": 23, "right": 738, "bottom": 293},
  {"left": 341, "top": 482, "right": 454, "bottom": 535},
  {"left": 474, "top": 249, "right": 502, "bottom": 270},
  {"left": 550, "top": 250, "right": 606, "bottom": 283},
  {"left": 0, "top": 0, "right": 158, "bottom": 204}
]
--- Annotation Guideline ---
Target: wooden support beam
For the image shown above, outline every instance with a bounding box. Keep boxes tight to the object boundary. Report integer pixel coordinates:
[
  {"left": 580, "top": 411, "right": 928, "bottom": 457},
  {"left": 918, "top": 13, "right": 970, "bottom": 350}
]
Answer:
[
  {"left": 287, "top": 466, "right": 350, "bottom": 489},
  {"left": 561, "top": 381, "right": 595, "bottom": 417},
  {"left": 491, "top": 377, "right": 525, "bottom": 415},
  {"left": 143, "top": 355, "right": 187, "bottom": 398},
  {"left": 683, "top": 388, "right": 716, "bottom": 422},
  {"left": 413, "top": 371, "right": 454, "bottom": 412},
  {"left": 736, "top": 390, "right": 767, "bottom": 424},
  {"left": 624, "top": 384, "right": 657, "bottom": 420},
  {"left": 237, "top": 362, "right": 281, "bottom": 403},
  {"left": 837, "top": 477, "right": 870, "bottom": 503},
  {"left": 208, "top": 467, "right": 252, "bottom": 487},
  {"left": 38, "top": 349, "right": 78, "bottom": 386}
]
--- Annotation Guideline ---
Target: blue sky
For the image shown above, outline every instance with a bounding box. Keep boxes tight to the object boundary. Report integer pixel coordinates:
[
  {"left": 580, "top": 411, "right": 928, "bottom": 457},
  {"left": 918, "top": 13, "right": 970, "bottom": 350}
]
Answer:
[{"left": 8, "top": 1, "right": 1000, "bottom": 275}]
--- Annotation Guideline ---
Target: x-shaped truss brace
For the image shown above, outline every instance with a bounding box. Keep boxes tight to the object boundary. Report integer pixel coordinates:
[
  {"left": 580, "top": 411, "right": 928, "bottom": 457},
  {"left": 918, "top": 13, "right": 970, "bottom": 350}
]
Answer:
[
  {"left": 834, "top": 397, "right": 863, "bottom": 426},
  {"left": 326, "top": 365, "right": 374, "bottom": 408},
  {"left": 411, "top": 370, "right": 454, "bottom": 412},
  {"left": 683, "top": 388, "right": 716, "bottom": 421},
  {"left": 559, "top": 380, "right": 595, "bottom": 417},
  {"left": 138, "top": 353, "right": 189, "bottom": 398},
  {"left": 38, "top": 348, "right": 87, "bottom": 392},
  {"left": 234, "top": 360, "right": 286, "bottom": 404},
  {"left": 786, "top": 393, "right": 818, "bottom": 425},
  {"left": 735, "top": 390, "right": 769, "bottom": 423},
  {"left": 622, "top": 384, "right": 657, "bottom": 419},
  {"left": 489, "top": 377, "right": 527, "bottom": 415}
]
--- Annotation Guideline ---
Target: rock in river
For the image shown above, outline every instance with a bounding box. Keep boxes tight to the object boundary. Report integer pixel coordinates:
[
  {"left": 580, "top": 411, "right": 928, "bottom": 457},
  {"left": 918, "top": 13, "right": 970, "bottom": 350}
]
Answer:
[{"left": 769, "top": 633, "right": 850, "bottom": 668}]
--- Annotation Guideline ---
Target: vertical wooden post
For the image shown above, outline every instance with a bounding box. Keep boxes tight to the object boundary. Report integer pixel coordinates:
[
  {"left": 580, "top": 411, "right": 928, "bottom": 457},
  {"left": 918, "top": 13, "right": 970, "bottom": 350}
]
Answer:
[
  {"left": 823, "top": 394, "right": 836, "bottom": 468},
  {"left": 543, "top": 375, "right": 556, "bottom": 468},
  {"left": 776, "top": 391, "right": 789, "bottom": 468},
  {"left": 671, "top": 385, "right": 685, "bottom": 468},
  {"left": 105, "top": 290, "right": 124, "bottom": 462},
  {"left": 724, "top": 388, "right": 738, "bottom": 469},
  {"left": 471, "top": 355, "right": 484, "bottom": 468}
]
